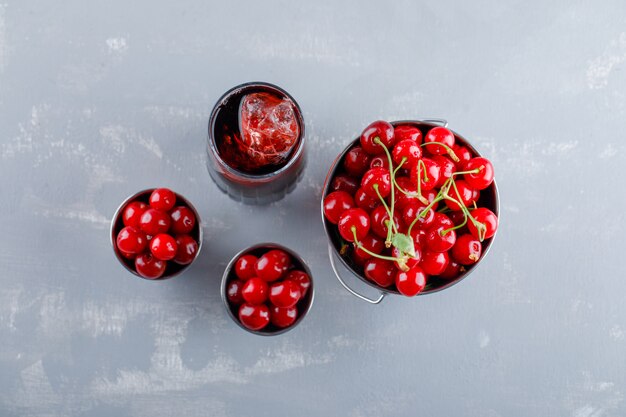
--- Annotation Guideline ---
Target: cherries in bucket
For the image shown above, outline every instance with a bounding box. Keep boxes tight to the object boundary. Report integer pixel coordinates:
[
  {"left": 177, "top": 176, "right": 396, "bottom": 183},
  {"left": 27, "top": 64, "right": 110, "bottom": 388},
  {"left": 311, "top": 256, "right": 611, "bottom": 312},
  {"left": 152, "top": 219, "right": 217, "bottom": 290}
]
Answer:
[{"left": 323, "top": 120, "right": 499, "bottom": 298}]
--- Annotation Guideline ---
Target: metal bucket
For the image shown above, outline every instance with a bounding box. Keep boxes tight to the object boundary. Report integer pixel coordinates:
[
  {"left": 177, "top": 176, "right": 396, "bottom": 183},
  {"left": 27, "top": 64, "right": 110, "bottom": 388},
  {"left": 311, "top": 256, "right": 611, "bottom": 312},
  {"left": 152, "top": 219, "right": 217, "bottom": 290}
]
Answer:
[
  {"left": 220, "top": 243, "right": 315, "bottom": 336},
  {"left": 321, "top": 119, "right": 500, "bottom": 303},
  {"left": 206, "top": 82, "right": 306, "bottom": 205},
  {"left": 110, "top": 188, "right": 204, "bottom": 280}
]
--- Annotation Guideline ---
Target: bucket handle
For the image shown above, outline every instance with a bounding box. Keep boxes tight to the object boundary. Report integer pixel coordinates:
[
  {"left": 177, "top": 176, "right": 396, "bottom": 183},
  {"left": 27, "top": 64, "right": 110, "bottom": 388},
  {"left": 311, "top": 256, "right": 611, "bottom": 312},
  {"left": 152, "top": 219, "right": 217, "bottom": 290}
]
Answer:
[
  {"left": 328, "top": 245, "right": 385, "bottom": 304},
  {"left": 420, "top": 118, "right": 448, "bottom": 127}
]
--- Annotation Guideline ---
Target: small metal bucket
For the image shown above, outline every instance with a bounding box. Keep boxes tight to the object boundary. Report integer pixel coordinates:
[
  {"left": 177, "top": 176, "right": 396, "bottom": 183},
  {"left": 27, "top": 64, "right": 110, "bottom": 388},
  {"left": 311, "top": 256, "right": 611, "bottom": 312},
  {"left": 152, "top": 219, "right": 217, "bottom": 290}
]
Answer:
[
  {"left": 206, "top": 82, "right": 306, "bottom": 205},
  {"left": 321, "top": 119, "right": 500, "bottom": 303},
  {"left": 220, "top": 243, "right": 315, "bottom": 336},
  {"left": 110, "top": 189, "right": 203, "bottom": 280}
]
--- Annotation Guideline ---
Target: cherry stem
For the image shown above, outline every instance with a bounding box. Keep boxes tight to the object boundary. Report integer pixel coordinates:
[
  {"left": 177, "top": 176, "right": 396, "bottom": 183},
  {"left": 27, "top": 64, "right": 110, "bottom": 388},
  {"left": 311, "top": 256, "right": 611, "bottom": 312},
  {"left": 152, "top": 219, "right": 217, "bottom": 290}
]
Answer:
[
  {"left": 373, "top": 184, "right": 397, "bottom": 237},
  {"left": 351, "top": 227, "right": 405, "bottom": 263},
  {"left": 445, "top": 178, "right": 487, "bottom": 241},
  {"left": 451, "top": 168, "right": 480, "bottom": 177},
  {"left": 406, "top": 191, "right": 443, "bottom": 238},
  {"left": 421, "top": 142, "right": 460, "bottom": 162},
  {"left": 442, "top": 210, "right": 468, "bottom": 235},
  {"left": 374, "top": 137, "right": 397, "bottom": 231}
]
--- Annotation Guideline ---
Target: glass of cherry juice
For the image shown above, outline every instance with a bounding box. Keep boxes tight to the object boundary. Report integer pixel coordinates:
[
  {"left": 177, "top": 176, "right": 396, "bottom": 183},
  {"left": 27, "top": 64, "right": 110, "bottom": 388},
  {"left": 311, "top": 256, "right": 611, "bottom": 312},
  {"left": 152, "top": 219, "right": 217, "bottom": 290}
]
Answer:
[{"left": 207, "top": 82, "right": 306, "bottom": 205}]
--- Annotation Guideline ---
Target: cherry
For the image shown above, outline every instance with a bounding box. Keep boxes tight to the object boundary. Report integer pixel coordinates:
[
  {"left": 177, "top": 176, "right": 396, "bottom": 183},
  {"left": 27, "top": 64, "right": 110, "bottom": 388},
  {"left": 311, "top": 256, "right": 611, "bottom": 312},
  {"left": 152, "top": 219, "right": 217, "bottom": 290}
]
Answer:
[
  {"left": 270, "top": 306, "right": 298, "bottom": 328},
  {"left": 439, "top": 260, "right": 462, "bottom": 279},
  {"left": 241, "top": 277, "right": 269, "bottom": 304},
  {"left": 269, "top": 280, "right": 302, "bottom": 308},
  {"left": 361, "top": 168, "right": 391, "bottom": 199},
  {"left": 392, "top": 139, "right": 421, "bottom": 169},
  {"left": 402, "top": 202, "right": 435, "bottom": 230},
  {"left": 410, "top": 228, "right": 428, "bottom": 248},
  {"left": 116, "top": 226, "right": 147, "bottom": 254},
  {"left": 149, "top": 234, "right": 178, "bottom": 261},
  {"left": 343, "top": 146, "right": 372, "bottom": 177},
  {"left": 285, "top": 270, "right": 311, "bottom": 297},
  {"left": 432, "top": 155, "right": 455, "bottom": 188},
  {"left": 370, "top": 205, "right": 401, "bottom": 239},
  {"left": 369, "top": 155, "right": 390, "bottom": 170},
  {"left": 452, "top": 144, "right": 472, "bottom": 167},
  {"left": 445, "top": 180, "right": 478, "bottom": 211},
  {"left": 424, "top": 126, "right": 455, "bottom": 155},
  {"left": 170, "top": 206, "right": 196, "bottom": 234},
  {"left": 227, "top": 279, "right": 245, "bottom": 304},
  {"left": 420, "top": 251, "right": 449, "bottom": 275},
  {"left": 360, "top": 120, "right": 395, "bottom": 155},
  {"left": 452, "top": 234, "right": 482, "bottom": 265},
  {"left": 323, "top": 191, "right": 355, "bottom": 224},
  {"left": 122, "top": 201, "right": 148, "bottom": 228},
  {"left": 135, "top": 253, "right": 166, "bottom": 279},
  {"left": 354, "top": 187, "right": 379, "bottom": 211},
  {"left": 331, "top": 174, "right": 359, "bottom": 195},
  {"left": 266, "top": 249, "right": 291, "bottom": 271},
  {"left": 467, "top": 208, "right": 498, "bottom": 240},
  {"left": 423, "top": 189, "right": 440, "bottom": 210},
  {"left": 410, "top": 158, "right": 440, "bottom": 191},
  {"left": 363, "top": 258, "right": 396, "bottom": 288},
  {"left": 392, "top": 245, "right": 421, "bottom": 270},
  {"left": 337, "top": 208, "right": 370, "bottom": 242},
  {"left": 425, "top": 225, "right": 456, "bottom": 252},
  {"left": 394, "top": 125, "right": 423, "bottom": 144},
  {"left": 238, "top": 303, "right": 270, "bottom": 331},
  {"left": 174, "top": 234, "right": 198, "bottom": 265},
  {"left": 139, "top": 208, "right": 171, "bottom": 236},
  {"left": 464, "top": 157, "right": 495, "bottom": 190},
  {"left": 431, "top": 212, "right": 454, "bottom": 229},
  {"left": 395, "top": 267, "right": 427, "bottom": 296},
  {"left": 235, "top": 254, "right": 258, "bottom": 280},
  {"left": 255, "top": 251, "right": 288, "bottom": 282},
  {"left": 394, "top": 176, "right": 417, "bottom": 209},
  {"left": 149, "top": 188, "right": 176, "bottom": 212},
  {"left": 353, "top": 234, "right": 385, "bottom": 262}
]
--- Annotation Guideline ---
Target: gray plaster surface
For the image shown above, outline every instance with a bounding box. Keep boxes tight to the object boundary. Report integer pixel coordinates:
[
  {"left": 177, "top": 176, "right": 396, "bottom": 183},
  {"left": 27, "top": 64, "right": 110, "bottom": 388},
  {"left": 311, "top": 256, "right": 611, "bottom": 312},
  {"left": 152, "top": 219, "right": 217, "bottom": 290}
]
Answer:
[{"left": 1, "top": 1, "right": 626, "bottom": 416}]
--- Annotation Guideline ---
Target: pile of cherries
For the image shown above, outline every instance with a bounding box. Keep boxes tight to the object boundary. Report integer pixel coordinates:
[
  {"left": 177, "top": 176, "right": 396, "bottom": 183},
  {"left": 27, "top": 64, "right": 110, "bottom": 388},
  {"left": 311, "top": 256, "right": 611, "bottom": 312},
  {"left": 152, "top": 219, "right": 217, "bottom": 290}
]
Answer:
[
  {"left": 114, "top": 188, "right": 199, "bottom": 279},
  {"left": 323, "top": 121, "right": 498, "bottom": 296},
  {"left": 225, "top": 248, "right": 311, "bottom": 332}
]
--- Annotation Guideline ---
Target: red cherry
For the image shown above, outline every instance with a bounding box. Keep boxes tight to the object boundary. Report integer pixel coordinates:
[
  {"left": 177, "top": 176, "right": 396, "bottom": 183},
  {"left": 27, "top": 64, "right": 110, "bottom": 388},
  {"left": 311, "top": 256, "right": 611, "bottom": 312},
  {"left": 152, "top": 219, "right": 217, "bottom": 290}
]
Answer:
[
  {"left": 361, "top": 168, "right": 391, "bottom": 199},
  {"left": 255, "top": 251, "right": 287, "bottom": 282},
  {"left": 323, "top": 191, "right": 355, "bottom": 224},
  {"left": 363, "top": 258, "right": 396, "bottom": 288},
  {"left": 135, "top": 253, "right": 166, "bottom": 279},
  {"left": 139, "top": 208, "right": 171, "bottom": 236},
  {"left": 353, "top": 234, "right": 385, "bottom": 263},
  {"left": 354, "top": 187, "right": 379, "bottom": 211},
  {"left": 432, "top": 155, "right": 455, "bottom": 188},
  {"left": 227, "top": 279, "right": 245, "bottom": 304},
  {"left": 452, "top": 234, "right": 482, "bottom": 265},
  {"left": 394, "top": 125, "right": 423, "bottom": 144},
  {"left": 422, "top": 189, "right": 440, "bottom": 210},
  {"left": 360, "top": 120, "right": 395, "bottom": 155},
  {"left": 169, "top": 206, "right": 196, "bottom": 234},
  {"left": 467, "top": 208, "right": 498, "bottom": 240},
  {"left": 431, "top": 213, "right": 454, "bottom": 229},
  {"left": 392, "top": 140, "right": 422, "bottom": 169},
  {"left": 424, "top": 126, "right": 455, "bottom": 155},
  {"left": 410, "top": 158, "right": 440, "bottom": 191},
  {"left": 425, "top": 225, "right": 456, "bottom": 252},
  {"left": 241, "top": 277, "right": 269, "bottom": 304},
  {"left": 270, "top": 306, "right": 298, "bottom": 328},
  {"left": 266, "top": 249, "right": 291, "bottom": 272},
  {"left": 420, "top": 251, "right": 450, "bottom": 275},
  {"left": 370, "top": 205, "right": 401, "bottom": 239},
  {"left": 285, "top": 270, "right": 311, "bottom": 297},
  {"left": 116, "top": 226, "right": 147, "bottom": 254},
  {"left": 445, "top": 180, "right": 478, "bottom": 211},
  {"left": 238, "top": 303, "right": 270, "bottom": 331},
  {"left": 369, "top": 155, "right": 390, "bottom": 170},
  {"left": 122, "top": 201, "right": 148, "bottom": 228},
  {"left": 343, "top": 146, "right": 372, "bottom": 177},
  {"left": 394, "top": 177, "right": 417, "bottom": 209},
  {"left": 337, "top": 208, "right": 370, "bottom": 242},
  {"left": 448, "top": 211, "right": 469, "bottom": 235},
  {"left": 395, "top": 267, "right": 427, "bottom": 296},
  {"left": 401, "top": 202, "right": 435, "bottom": 230},
  {"left": 464, "top": 157, "right": 495, "bottom": 190},
  {"left": 149, "top": 234, "right": 178, "bottom": 261},
  {"left": 452, "top": 144, "right": 472, "bottom": 167},
  {"left": 410, "top": 228, "right": 428, "bottom": 248},
  {"left": 234, "top": 254, "right": 258, "bottom": 280},
  {"left": 149, "top": 188, "right": 176, "bottom": 212},
  {"left": 331, "top": 174, "right": 359, "bottom": 195},
  {"left": 440, "top": 260, "right": 462, "bottom": 279},
  {"left": 392, "top": 245, "right": 421, "bottom": 271},
  {"left": 173, "top": 234, "right": 198, "bottom": 265},
  {"left": 269, "top": 280, "right": 302, "bottom": 308}
]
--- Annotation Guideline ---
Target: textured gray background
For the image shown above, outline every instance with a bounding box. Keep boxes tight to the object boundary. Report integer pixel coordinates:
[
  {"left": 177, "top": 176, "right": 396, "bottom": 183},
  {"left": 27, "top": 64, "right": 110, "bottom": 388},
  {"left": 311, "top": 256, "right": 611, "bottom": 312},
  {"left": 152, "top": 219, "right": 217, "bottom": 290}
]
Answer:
[{"left": 1, "top": 1, "right": 625, "bottom": 416}]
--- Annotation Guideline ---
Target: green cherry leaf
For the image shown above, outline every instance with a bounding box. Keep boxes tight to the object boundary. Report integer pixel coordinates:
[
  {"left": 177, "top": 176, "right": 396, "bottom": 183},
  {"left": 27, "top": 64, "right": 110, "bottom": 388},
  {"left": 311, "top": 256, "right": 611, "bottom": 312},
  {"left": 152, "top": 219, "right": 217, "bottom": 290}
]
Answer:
[{"left": 391, "top": 233, "right": 416, "bottom": 258}]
